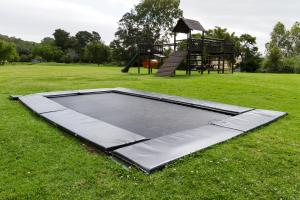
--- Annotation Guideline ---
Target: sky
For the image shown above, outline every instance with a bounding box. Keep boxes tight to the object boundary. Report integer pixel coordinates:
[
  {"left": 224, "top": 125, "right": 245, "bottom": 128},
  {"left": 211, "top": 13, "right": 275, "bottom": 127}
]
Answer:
[{"left": 0, "top": 0, "right": 299, "bottom": 53}]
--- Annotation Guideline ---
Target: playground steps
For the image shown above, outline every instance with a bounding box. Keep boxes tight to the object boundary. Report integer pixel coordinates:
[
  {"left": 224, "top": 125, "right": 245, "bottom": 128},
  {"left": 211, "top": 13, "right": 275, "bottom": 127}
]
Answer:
[{"left": 157, "top": 51, "right": 188, "bottom": 77}]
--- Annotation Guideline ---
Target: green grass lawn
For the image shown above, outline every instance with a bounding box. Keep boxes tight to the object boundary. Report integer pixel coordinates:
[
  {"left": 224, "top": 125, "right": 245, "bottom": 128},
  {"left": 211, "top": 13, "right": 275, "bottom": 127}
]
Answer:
[{"left": 0, "top": 63, "right": 299, "bottom": 199}]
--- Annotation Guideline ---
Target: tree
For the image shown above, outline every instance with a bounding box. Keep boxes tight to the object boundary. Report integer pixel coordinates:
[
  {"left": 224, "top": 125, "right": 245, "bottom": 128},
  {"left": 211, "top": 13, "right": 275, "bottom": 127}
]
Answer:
[
  {"left": 85, "top": 42, "right": 110, "bottom": 66},
  {"left": 75, "top": 31, "right": 94, "bottom": 61},
  {"left": 41, "top": 37, "right": 55, "bottom": 45},
  {"left": 109, "top": 39, "right": 128, "bottom": 64},
  {"left": 0, "top": 34, "right": 35, "bottom": 62},
  {"left": 206, "top": 27, "right": 237, "bottom": 41},
  {"left": 290, "top": 21, "right": 300, "bottom": 55},
  {"left": 266, "top": 22, "right": 291, "bottom": 57},
  {"left": 0, "top": 40, "right": 18, "bottom": 64},
  {"left": 239, "top": 34, "right": 262, "bottom": 72},
  {"left": 53, "top": 29, "right": 71, "bottom": 51},
  {"left": 32, "top": 43, "right": 63, "bottom": 62},
  {"left": 111, "top": 0, "right": 182, "bottom": 62},
  {"left": 264, "top": 47, "right": 283, "bottom": 72},
  {"left": 264, "top": 21, "right": 300, "bottom": 73},
  {"left": 61, "top": 49, "right": 79, "bottom": 63},
  {"left": 91, "top": 31, "right": 101, "bottom": 42}
]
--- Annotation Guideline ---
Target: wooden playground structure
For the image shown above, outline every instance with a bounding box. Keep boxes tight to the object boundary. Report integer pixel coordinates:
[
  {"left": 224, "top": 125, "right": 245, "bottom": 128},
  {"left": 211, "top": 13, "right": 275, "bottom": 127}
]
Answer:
[{"left": 122, "top": 18, "right": 235, "bottom": 77}]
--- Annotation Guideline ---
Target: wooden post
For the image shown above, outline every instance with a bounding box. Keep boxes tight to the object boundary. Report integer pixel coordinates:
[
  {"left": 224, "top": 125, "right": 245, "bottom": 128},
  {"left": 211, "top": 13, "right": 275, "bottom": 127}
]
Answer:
[
  {"left": 231, "top": 56, "right": 234, "bottom": 74},
  {"left": 186, "top": 53, "right": 189, "bottom": 75},
  {"left": 138, "top": 52, "right": 141, "bottom": 74},
  {"left": 174, "top": 33, "right": 177, "bottom": 51},
  {"left": 147, "top": 48, "right": 151, "bottom": 75},
  {"left": 218, "top": 56, "right": 220, "bottom": 74},
  {"left": 222, "top": 56, "right": 225, "bottom": 74},
  {"left": 201, "top": 31, "right": 205, "bottom": 75}
]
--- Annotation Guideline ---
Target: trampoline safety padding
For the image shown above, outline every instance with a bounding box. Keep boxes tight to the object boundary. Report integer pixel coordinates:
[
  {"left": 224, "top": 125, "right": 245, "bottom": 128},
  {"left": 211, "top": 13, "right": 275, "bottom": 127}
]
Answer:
[{"left": 16, "top": 88, "right": 287, "bottom": 173}]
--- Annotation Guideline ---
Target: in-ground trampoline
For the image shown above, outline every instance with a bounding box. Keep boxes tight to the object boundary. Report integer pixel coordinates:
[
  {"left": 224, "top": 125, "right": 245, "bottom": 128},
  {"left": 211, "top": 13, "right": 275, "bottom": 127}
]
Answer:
[{"left": 17, "top": 88, "right": 287, "bottom": 173}]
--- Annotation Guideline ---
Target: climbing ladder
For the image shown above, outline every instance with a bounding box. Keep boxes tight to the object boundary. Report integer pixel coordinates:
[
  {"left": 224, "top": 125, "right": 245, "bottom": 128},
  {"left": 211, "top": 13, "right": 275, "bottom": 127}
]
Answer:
[{"left": 157, "top": 51, "right": 188, "bottom": 77}]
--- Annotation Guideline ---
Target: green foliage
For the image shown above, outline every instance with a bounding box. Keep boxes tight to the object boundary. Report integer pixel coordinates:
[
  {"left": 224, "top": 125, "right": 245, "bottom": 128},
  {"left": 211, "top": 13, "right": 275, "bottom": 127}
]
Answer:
[
  {"left": 206, "top": 27, "right": 238, "bottom": 41},
  {"left": 290, "top": 21, "right": 300, "bottom": 55},
  {"left": 239, "top": 34, "right": 262, "bottom": 72},
  {"left": 32, "top": 44, "right": 63, "bottom": 62},
  {"left": 85, "top": 42, "right": 111, "bottom": 65},
  {"left": 53, "top": 29, "right": 72, "bottom": 51},
  {"left": 266, "top": 22, "right": 291, "bottom": 57},
  {"left": 75, "top": 31, "right": 94, "bottom": 61},
  {"left": 109, "top": 40, "right": 129, "bottom": 65},
  {"left": 264, "top": 48, "right": 300, "bottom": 74},
  {"left": 264, "top": 47, "right": 283, "bottom": 72},
  {"left": 51, "top": 29, "right": 108, "bottom": 63},
  {"left": 0, "top": 34, "right": 35, "bottom": 61},
  {"left": 134, "top": 0, "right": 183, "bottom": 41},
  {"left": 61, "top": 49, "right": 79, "bottom": 63},
  {"left": 111, "top": 0, "right": 183, "bottom": 62},
  {"left": 0, "top": 39, "right": 18, "bottom": 64},
  {"left": 41, "top": 37, "right": 55, "bottom": 45},
  {"left": 278, "top": 56, "right": 300, "bottom": 73},
  {"left": 265, "top": 21, "right": 300, "bottom": 73}
]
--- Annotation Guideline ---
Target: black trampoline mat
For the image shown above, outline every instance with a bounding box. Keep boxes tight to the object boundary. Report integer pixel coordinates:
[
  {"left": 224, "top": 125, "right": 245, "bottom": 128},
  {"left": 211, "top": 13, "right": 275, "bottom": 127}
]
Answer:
[{"left": 51, "top": 93, "right": 230, "bottom": 139}]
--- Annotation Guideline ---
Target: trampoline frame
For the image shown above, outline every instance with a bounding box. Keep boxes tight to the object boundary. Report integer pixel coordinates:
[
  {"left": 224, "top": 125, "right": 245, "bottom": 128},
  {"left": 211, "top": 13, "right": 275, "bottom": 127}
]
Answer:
[{"left": 17, "top": 88, "right": 287, "bottom": 173}]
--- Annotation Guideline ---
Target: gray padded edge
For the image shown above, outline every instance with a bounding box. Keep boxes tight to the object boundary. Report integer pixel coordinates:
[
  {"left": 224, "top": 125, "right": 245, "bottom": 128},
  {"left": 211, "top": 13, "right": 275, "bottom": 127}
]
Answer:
[
  {"left": 19, "top": 95, "right": 67, "bottom": 114},
  {"left": 113, "top": 125, "right": 242, "bottom": 173},
  {"left": 211, "top": 109, "right": 287, "bottom": 132},
  {"left": 36, "top": 90, "right": 79, "bottom": 97},
  {"left": 75, "top": 88, "right": 113, "bottom": 94},
  {"left": 114, "top": 88, "right": 172, "bottom": 99},
  {"left": 114, "top": 88, "right": 253, "bottom": 114},
  {"left": 41, "top": 109, "right": 147, "bottom": 150},
  {"left": 28, "top": 87, "right": 253, "bottom": 115},
  {"left": 162, "top": 96, "right": 253, "bottom": 114}
]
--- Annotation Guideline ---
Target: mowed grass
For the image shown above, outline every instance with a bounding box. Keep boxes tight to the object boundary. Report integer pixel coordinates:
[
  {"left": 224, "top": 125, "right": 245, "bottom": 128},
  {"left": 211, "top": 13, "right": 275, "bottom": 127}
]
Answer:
[{"left": 0, "top": 63, "right": 299, "bottom": 200}]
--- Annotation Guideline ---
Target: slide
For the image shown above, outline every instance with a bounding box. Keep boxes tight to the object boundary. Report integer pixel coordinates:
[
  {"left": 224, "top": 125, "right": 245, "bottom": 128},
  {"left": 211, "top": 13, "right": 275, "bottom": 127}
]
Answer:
[
  {"left": 156, "top": 51, "right": 188, "bottom": 77},
  {"left": 121, "top": 53, "right": 139, "bottom": 73}
]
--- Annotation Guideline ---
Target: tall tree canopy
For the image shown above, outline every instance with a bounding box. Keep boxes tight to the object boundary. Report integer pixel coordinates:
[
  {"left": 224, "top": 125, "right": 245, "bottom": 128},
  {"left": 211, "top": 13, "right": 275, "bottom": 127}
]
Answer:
[
  {"left": 53, "top": 29, "right": 72, "bottom": 51},
  {"left": 111, "top": 0, "right": 183, "bottom": 62},
  {"left": 265, "top": 21, "right": 300, "bottom": 73},
  {"left": 85, "top": 41, "right": 111, "bottom": 66},
  {"left": 0, "top": 34, "right": 35, "bottom": 62},
  {"left": 0, "top": 30, "right": 110, "bottom": 64},
  {"left": 0, "top": 40, "right": 18, "bottom": 64},
  {"left": 266, "top": 22, "right": 291, "bottom": 57},
  {"left": 290, "top": 22, "right": 300, "bottom": 55},
  {"left": 239, "top": 34, "right": 262, "bottom": 72},
  {"left": 75, "top": 31, "right": 93, "bottom": 59},
  {"left": 32, "top": 43, "right": 63, "bottom": 62},
  {"left": 266, "top": 21, "right": 300, "bottom": 57}
]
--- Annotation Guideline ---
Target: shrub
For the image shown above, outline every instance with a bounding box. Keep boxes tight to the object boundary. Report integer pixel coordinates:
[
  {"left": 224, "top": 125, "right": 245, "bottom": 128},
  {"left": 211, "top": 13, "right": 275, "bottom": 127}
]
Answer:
[
  {"left": 290, "top": 56, "right": 300, "bottom": 74},
  {"left": 280, "top": 57, "right": 295, "bottom": 73},
  {"left": 264, "top": 47, "right": 283, "bottom": 72}
]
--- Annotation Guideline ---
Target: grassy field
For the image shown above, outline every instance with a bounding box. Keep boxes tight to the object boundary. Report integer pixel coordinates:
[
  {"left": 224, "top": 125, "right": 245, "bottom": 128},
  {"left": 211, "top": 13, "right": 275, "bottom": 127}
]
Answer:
[{"left": 0, "top": 63, "right": 299, "bottom": 199}]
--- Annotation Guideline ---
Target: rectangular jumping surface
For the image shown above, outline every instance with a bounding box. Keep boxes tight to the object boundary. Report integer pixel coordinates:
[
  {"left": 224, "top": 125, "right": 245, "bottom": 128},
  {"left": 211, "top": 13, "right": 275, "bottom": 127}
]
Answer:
[
  {"left": 51, "top": 93, "right": 230, "bottom": 139},
  {"left": 17, "top": 88, "right": 287, "bottom": 173}
]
